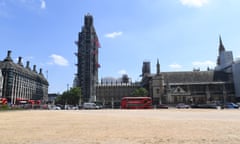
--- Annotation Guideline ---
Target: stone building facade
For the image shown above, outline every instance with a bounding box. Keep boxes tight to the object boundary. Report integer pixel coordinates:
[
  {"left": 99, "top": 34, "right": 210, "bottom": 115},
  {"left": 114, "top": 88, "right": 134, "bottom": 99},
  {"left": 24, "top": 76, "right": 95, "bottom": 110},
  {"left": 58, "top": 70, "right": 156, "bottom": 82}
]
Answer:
[
  {"left": 95, "top": 37, "right": 238, "bottom": 106},
  {"left": 143, "top": 37, "right": 237, "bottom": 105},
  {"left": 74, "top": 14, "right": 100, "bottom": 103},
  {"left": 148, "top": 71, "right": 235, "bottom": 105},
  {"left": 96, "top": 83, "right": 140, "bottom": 108},
  {"left": 0, "top": 68, "right": 3, "bottom": 98},
  {"left": 73, "top": 14, "right": 239, "bottom": 106},
  {"left": 0, "top": 51, "right": 49, "bottom": 104}
]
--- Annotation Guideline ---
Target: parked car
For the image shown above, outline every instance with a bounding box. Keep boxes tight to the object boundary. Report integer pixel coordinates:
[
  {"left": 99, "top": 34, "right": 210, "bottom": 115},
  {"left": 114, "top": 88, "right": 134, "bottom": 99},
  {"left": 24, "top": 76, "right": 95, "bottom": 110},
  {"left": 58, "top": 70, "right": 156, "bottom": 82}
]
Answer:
[
  {"left": 52, "top": 106, "right": 61, "bottom": 110},
  {"left": 65, "top": 105, "right": 79, "bottom": 110},
  {"left": 156, "top": 104, "right": 168, "bottom": 109},
  {"left": 224, "top": 103, "right": 239, "bottom": 109},
  {"left": 83, "top": 103, "right": 101, "bottom": 109},
  {"left": 56, "top": 104, "right": 64, "bottom": 109},
  {"left": 191, "top": 103, "right": 218, "bottom": 109},
  {"left": 176, "top": 103, "right": 190, "bottom": 109}
]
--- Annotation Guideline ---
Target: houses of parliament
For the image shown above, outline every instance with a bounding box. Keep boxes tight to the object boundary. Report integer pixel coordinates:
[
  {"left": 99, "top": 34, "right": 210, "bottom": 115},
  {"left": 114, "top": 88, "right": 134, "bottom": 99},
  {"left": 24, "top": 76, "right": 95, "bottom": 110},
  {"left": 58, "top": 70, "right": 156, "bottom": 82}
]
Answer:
[
  {"left": 1, "top": 14, "right": 240, "bottom": 106},
  {"left": 73, "top": 14, "right": 240, "bottom": 107}
]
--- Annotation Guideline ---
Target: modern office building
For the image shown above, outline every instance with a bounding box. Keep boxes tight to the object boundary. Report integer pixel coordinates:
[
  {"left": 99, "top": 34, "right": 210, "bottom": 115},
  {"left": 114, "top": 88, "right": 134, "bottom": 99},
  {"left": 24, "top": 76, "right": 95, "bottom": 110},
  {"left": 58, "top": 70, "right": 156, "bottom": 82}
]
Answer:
[
  {"left": 74, "top": 14, "right": 100, "bottom": 103},
  {"left": 0, "top": 51, "right": 49, "bottom": 104}
]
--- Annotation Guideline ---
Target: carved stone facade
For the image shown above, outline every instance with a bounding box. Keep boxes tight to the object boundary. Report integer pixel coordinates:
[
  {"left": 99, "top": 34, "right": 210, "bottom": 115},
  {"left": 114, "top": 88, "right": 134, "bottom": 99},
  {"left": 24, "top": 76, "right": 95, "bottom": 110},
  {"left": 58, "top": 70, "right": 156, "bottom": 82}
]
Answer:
[
  {"left": 149, "top": 59, "right": 164, "bottom": 104},
  {"left": 142, "top": 37, "right": 238, "bottom": 105},
  {"left": 160, "top": 71, "right": 234, "bottom": 104},
  {"left": 0, "top": 51, "right": 49, "bottom": 104},
  {"left": 96, "top": 83, "right": 140, "bottom": 108},
  {"left": 0, "top": 69, "right": 3, "bottom": 98},
  {"left": 75, "top": 14, "right": 100, "bottom": 102},
  {"left": 95, "top": 37, "right": 238, "bottom": 106}
]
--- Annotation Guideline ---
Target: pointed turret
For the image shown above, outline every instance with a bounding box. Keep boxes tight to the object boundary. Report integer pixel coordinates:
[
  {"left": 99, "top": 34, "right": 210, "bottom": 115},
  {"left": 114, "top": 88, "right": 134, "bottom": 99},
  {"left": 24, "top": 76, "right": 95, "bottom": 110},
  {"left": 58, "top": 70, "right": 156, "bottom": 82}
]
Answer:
[
  {"left": 217, "top": 35, "right": 226, "bottom": 65},
  {"left": 219, "top": 35, "right": 225, "bottom": 54},
  {"left": 156, "top": 59, "right": 160, "bottom": 75}
]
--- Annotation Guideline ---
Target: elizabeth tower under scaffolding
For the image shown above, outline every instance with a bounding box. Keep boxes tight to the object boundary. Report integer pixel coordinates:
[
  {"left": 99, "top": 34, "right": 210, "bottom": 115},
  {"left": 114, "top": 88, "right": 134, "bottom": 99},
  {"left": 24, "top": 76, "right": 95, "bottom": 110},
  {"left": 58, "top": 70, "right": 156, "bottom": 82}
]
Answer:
[{"left": 75, "top": 14, "right": 100, "bottom": 103}]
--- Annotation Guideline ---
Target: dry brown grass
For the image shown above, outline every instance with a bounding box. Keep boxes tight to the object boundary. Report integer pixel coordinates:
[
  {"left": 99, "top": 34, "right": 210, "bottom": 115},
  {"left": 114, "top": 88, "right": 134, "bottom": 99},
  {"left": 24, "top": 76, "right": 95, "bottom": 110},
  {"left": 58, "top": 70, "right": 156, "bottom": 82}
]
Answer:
[{"left": 1, "top": 109, "right": 240, "bottom": 144}]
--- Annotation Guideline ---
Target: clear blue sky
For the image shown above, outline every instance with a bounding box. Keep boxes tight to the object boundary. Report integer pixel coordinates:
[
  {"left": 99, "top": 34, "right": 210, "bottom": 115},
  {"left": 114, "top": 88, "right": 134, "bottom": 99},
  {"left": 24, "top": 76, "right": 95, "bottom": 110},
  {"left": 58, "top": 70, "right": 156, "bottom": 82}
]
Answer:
[{"left": 1, "top": 0, "right": 240, "bottom": 93}]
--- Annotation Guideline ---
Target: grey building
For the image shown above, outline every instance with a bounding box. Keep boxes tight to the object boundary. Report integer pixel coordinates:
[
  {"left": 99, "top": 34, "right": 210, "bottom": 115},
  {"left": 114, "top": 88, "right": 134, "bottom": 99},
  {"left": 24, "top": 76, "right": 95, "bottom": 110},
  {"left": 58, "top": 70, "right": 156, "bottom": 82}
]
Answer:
[
  {"left": 233, "top": 62, "right": 240, "bottom": 97},
  {"left": 0, "top": 51, "right": 49, "bottom": 104},
  {"left": 95, "top": 35, "right": 238, "bottom": 106},
  {"left": 95, "top": 75, "right": 138, "bottom": 108},
  {"left": 0, "top": 68, "right": 3, "bottom": 98},
  {"left": 74, "top": 14, "right": 100, "bottom": 103},
  {"left": 48, "top": 93, "right": 59, "bottom": 104},
  {"left": 73, "top": 14, "right": 240, "bottom": 106},
  {"left": 143, "top": 36, "right": 237, "bottom": 105},
  {"left": 96, "top": 83, "right": 140, "bottom": 108}
]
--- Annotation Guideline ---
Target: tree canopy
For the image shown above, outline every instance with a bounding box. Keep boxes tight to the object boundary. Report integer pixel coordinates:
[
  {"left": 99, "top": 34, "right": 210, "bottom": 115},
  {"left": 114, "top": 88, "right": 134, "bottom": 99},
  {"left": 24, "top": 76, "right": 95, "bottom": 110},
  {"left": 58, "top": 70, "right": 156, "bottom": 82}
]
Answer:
[
  {"left": 55, "top": 87, "right": 81, "bottom": 105},
  {"left": 131, "top": 87, "right": 148, "bottom": 97}
]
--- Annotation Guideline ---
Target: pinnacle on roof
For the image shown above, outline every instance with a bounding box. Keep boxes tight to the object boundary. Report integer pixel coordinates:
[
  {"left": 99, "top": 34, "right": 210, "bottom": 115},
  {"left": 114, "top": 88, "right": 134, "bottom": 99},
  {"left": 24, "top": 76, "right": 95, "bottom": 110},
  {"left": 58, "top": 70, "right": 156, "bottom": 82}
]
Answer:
[
  {"left": 84, "top": 13, "right": 93, "bottom": 27},
  {"left": 219, "top": 35, "right": 225, "bottom": 53},
  {"left": 17, "top": 57, "right": 24, "bottom": 67},
  {"left": 4, "top": 50, "right": 13, "bottom": 62},
  {"left": 157, "top": 59, "right": 160, "bottom": 75}
]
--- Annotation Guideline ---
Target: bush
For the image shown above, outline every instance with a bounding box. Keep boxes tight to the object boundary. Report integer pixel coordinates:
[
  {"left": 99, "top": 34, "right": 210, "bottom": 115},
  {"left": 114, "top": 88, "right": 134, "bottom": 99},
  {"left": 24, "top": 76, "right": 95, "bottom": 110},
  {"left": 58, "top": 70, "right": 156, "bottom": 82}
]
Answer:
[{"left": 0, "top": 105, "right": 10, "bottom": 110}]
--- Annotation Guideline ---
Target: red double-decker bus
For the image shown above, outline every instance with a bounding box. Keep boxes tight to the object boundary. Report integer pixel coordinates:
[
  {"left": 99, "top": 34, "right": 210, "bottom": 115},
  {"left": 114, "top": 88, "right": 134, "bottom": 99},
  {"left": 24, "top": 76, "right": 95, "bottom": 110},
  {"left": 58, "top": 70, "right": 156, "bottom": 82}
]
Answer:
[
  {"left": 121, "top": 97, "right": 153, "bottom": 109},
  {"left": 0, "top": 98, "right": 8, "bottom": 105}
]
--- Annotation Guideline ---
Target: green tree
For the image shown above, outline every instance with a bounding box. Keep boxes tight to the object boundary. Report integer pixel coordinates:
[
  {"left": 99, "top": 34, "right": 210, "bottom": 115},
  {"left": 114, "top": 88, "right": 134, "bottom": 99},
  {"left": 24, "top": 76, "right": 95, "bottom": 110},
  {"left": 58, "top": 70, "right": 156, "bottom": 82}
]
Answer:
[
  {"left": 131, "top": 87, "right": 148, "bottom": 97},
  {"left": 55, "top": 87, "right": 81, "bottom": 105}
]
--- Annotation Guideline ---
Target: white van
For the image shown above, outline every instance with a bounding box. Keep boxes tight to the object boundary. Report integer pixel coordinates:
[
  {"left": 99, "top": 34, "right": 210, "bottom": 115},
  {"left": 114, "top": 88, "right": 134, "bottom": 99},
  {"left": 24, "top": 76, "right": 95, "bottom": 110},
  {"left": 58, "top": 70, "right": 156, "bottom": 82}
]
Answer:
[{"left": 83, "top": 103, "right": 100, "bottom": 109}]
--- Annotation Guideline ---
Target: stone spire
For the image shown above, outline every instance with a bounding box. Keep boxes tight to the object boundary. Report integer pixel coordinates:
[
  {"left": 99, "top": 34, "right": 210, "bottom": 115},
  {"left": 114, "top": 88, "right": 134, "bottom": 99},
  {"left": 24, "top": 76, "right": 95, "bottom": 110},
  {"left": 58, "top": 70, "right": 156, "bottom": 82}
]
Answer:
[
  {"left": 217, "top": 35, "right": 226, "bottom": 65},
  {"left": 156, "top": 59, "right": 160, "bottom": 75},
  {"left": 219, "top": 35, "right": 225, "bottom": 54}
]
